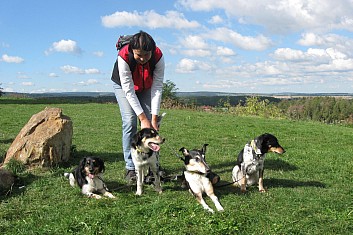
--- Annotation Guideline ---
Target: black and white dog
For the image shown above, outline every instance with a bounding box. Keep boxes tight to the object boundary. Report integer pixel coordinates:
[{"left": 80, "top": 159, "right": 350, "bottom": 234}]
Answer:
[
  {"left": 64, "top": 156, "right": 115, "bottom": 199},
  {"left": 179, "top": 144, "right": 224, "bottom": 213},
  {"left": 232, "top": 133, "right": 285, "bottom": 193},
  {"left": 131, "top": 128, "right": 165, "bottom": 195}
]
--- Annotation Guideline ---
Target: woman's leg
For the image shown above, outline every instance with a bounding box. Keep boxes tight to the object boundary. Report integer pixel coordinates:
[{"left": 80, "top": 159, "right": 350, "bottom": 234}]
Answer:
[{"left": 113, "top": 84, "right": 137, "bottom": 172}]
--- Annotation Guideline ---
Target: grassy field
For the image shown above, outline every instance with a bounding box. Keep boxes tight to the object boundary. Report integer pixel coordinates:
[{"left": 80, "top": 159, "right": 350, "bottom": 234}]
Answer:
[{"left": 0, "top": 100, "right": 352, "bottom": 234}]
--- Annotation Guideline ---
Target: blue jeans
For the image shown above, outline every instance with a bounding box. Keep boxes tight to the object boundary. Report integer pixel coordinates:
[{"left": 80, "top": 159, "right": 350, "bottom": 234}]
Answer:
[{"left": 113, "top": 84, "right": 152, "bottom": 171}]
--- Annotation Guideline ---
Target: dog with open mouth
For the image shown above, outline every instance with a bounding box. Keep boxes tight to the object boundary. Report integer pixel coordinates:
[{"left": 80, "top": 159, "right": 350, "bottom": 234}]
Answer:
[
  {"left": 232, "top": 133, "right": 285, "bottom": 193},
  {"left": 64, "top": 156, "right": 115, "bottom": 199},
  {"left": 179, "top": 144, "right": 224, "bottom": 213},
  {"left": 131, "top": 128, "right": 165, "bottom": 195}
]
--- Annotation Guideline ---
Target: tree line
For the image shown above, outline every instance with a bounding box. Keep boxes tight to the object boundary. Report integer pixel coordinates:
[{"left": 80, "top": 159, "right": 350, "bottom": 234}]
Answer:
[{"left": 162, "top": 80, "right": 353, "bottom": 125}]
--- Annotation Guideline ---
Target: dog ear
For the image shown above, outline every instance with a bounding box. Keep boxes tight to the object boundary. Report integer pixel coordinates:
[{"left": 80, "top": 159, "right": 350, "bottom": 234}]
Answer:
[
  {"left": 254, "top": 137, "right": 263, "bottom": 155},
  {"left": 201, "top": 144, "right": 208, "bottom": 158},
  {"left": 76, "top": 157, "right": 88, "bottom": 187},
  {"left": 131, "top": 131, "right": 142, "bottom": 149},
  {"left": 79, "top": 157, "right": 87, "bottom": 174},
  {"left": 179, "top": 147, "right": 189, "bottom": 156},
  {"left": 97, "top": 157, "right": 105, "bottom": 173}
]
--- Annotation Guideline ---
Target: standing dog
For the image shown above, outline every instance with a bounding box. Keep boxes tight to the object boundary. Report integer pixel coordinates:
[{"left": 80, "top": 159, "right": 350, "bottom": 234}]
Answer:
[
  {"left": 131, "top": 128, "right": 165, "bottom": 195},
  {"left": 179, "top": 144, "right": 224, "bottom": 213},
  {"left": 64, "top": 156, "right": 115, "bottom": 199},
  {"left": 232, "top": 133, "right": 285, "bottom": 193}
]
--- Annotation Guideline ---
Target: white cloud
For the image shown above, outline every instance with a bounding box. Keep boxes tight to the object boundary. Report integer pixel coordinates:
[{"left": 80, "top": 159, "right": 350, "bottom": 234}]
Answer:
[
  {"left": 61, "top": 65, "right": 84, "bottom": 74},
  {"left": 177, "top": 0, "right": 353, "bottom": 33},
  {"left": 101, "top": 10, "right": 200, "bottom": 29},
  {"left": 181, "top": 49, "right": 211, "bottom": 57},
  {"left": 76, "top": 79, "right": 99, "bottom": 86},
  {"left": 1, "top": 54, "right": 24, "bottom": 63},
  {"left": 60, "top": 65, "right": 100, "bottom": 74},
  {"left": 183, "top": 35, "right": 208, "bottom": 49},
  {"left": 21, "top": 82, "right": 33, "bottom": 86},
  {"left": 209, "top": 15, "right": 223, "bottom": 24},
  {"left": 216, "top": 46, "right": 236, "bottom": 56},
  {"left": 207, "top": 27, "right": 272, "bottom": 51},
  {"left": 45, "top": 39, "right": 82, "bottom": 55},
  {"left": 176, "top": 58, "right": 212, "bottom": 73},
  {"left": 298, "top": 33, "right": 353, "bottom": 57},
  {"left": 49, "top": 73, "right": 58, "bottom": 77},
  {"left": 84, "top": 68, "right": 100, "bottom": 74}
]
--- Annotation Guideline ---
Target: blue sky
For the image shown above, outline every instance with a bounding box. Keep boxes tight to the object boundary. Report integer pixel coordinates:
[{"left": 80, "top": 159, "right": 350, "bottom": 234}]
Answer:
[{"left": 1, "top": 0, "right": 353, "bottom": 94}]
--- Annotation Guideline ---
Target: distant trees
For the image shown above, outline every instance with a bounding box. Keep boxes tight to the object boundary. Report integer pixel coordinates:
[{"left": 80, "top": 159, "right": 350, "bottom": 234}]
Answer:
[
  {"left": 161, "top": 80, "right": 182, "bottom": 109},
  {"left": 159, "top": 79, "right": 353, "bottom": 124},
  {"left": 162, "top": 79, "right": 178, "bottom": 100},
  {"left": 230, "top": 96, "right": 285, "bottom": 119},
  {"left": 278, "top": 97, "right": 353, "bottom": 124}
]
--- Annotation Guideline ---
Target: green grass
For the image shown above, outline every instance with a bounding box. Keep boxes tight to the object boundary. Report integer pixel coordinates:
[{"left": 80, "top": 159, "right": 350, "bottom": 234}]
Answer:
[{"left": 1, "top": 100, "right": 353, "bottom": 234}]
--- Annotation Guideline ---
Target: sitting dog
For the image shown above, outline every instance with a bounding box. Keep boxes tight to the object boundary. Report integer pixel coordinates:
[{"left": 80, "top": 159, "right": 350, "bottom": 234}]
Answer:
[
  {"left": 179, "top": 144, "right": 224, "bottom": 213},
  {"left": 232, "top": 133, "right": 285, "bottom": 193},
  {"left": 131, "top": 128, "right": 165, "bottom": 195},
  {"left": 64, "top": 156, "right": 115, "bottom": 199}
]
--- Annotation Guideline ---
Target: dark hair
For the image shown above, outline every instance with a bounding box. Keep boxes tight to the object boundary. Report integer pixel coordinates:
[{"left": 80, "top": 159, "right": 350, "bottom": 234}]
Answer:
[{"left": 130, "top": 31, "right": 156, "bottom": 52}]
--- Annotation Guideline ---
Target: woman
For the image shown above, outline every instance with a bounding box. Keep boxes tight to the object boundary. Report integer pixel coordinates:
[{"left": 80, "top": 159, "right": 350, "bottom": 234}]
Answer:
[{"left": 112, "top": 31, "right": 165, "bottom": 182}]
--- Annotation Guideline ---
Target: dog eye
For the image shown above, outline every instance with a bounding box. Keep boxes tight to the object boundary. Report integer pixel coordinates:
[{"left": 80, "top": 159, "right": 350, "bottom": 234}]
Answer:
[{"left": 195, "top": 158, "right": 200, "bottom": 162}]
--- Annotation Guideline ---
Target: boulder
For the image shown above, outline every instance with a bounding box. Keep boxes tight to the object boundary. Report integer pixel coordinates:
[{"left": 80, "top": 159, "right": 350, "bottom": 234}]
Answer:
[{"left": 4, "top": 107, "right": 73, "bottom": 168}]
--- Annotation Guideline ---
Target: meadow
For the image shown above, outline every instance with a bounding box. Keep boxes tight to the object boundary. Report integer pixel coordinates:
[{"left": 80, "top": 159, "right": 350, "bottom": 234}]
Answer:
[{"left": 0, "top": 100, "right": 352, "bottom": 234}]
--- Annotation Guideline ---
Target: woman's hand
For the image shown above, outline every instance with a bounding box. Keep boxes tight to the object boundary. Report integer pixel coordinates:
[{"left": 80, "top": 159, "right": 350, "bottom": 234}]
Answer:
[
  {"left": 138, "top": 113, "right": 152, "bottom": 129},
  {"left": 151, "top": 115, "right": 159, "bottom": 131}
]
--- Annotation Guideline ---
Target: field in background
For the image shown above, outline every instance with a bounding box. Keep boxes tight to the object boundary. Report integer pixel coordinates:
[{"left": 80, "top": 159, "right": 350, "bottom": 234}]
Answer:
[{"left": 0, "top": 100, "right": 352, "bottom": 234}]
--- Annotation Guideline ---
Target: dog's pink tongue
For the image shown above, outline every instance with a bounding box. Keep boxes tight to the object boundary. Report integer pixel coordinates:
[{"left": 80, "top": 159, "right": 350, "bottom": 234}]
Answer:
[
  {"left": 150, "top": 143, "right": 160, "bottom": 152},
  {"left": 89, "top": 173, "right": 95, "bottom": 179}
]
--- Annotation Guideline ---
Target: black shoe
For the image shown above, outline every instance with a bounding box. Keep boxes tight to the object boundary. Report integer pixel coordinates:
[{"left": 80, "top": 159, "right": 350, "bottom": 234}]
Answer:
[{"left": 125, "top": 170, "right": 136, "bottom": 182}]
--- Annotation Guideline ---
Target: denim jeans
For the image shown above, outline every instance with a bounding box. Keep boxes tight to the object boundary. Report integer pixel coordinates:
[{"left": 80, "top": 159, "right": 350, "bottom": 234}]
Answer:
[{"left": 113, "top": 84, "right": 152, "bottom": 171}]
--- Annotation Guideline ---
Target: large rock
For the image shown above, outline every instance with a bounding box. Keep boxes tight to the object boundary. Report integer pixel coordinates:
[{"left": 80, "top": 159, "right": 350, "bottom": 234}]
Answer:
[{"left": 4, "top": 107, "right": 73, "bottom": 168}]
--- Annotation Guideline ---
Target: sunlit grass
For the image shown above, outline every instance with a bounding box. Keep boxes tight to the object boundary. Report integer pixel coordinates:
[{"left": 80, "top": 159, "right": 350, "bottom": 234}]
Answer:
[{"left": 1, "top": 100, "right": 352, "bottom": 234}]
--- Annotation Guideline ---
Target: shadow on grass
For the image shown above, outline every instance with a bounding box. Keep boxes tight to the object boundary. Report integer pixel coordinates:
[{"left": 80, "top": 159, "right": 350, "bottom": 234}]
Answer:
[
  {"left": 0, "top": 173, "right": 41, "bottom": 201},
  {"left": 213, "top": 177, "right": 326, "bottom": 199},
  {"left": 0, "top": 138, "right": 14, "bottom": 144},
  {"left": 265, "top": 158, "right": 298, "bottom": 171},
  {"left": 266, "top": 178, "right": 326, "bottom": 188},
  {"left": 60, "top": 150, "right": 124, "bottom": 169},
  {"left": 211, "top": 158, "right": 297, "bottom": 176}
]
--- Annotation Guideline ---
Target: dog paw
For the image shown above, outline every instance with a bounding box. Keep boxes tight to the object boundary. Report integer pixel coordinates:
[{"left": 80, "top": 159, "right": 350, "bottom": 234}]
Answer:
[
  {"left": 89, "top": 194, "right": 102, "bottom": 199},
  {"left": 135, "top": 191, "right": 142, "bottom": 196},
  {"left": 105, "top": 193, "right": 116, "bottom": 198},
  {"left": 259, "top": 188, "right": 267, "bottom": 193},
  {"left": 207, "top": 208, "right": 215, "bottom": 213}
]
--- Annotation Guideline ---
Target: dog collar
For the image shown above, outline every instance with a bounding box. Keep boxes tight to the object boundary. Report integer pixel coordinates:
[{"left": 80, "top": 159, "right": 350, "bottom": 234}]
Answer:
[{"left": 136, "top": 148, "right": 153, "bottom": 159}]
